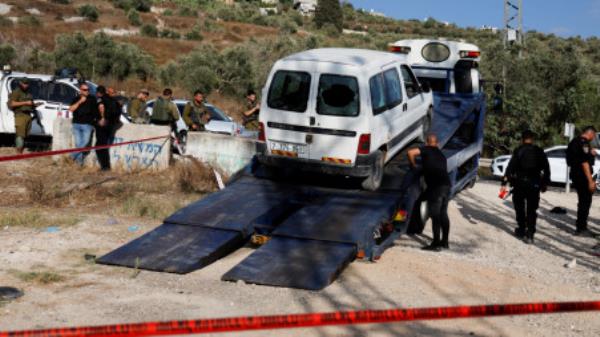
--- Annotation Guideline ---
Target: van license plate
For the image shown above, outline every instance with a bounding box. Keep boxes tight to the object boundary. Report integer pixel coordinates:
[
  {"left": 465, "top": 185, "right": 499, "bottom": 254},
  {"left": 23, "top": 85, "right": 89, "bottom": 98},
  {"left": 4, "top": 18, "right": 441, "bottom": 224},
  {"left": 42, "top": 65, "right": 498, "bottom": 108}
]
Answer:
[{"left": 270, "top": 141, "right": 307, "bottom": 158}]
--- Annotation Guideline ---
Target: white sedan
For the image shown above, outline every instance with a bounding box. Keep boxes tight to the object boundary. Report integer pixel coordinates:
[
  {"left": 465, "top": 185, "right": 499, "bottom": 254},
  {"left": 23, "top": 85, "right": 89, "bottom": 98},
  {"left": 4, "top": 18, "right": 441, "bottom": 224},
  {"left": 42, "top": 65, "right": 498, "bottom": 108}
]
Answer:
[{"left": 491, "top": 145, "right": 600, "bottom": 187}]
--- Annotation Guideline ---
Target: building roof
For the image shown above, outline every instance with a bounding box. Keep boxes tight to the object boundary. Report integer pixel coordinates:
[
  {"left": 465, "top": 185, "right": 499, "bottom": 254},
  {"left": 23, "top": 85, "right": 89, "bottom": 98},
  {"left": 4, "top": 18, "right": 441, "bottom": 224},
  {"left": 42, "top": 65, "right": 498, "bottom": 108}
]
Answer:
[{"left": 281, "top": 48, "right": 405, "bottom": 67}]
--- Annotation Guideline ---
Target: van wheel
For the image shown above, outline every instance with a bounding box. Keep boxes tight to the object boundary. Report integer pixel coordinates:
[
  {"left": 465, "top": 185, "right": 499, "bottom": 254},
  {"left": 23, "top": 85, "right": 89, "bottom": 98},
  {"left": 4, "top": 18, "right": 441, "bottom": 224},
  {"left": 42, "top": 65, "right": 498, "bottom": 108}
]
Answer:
[
  {"left": 407, "top": 194, "right": 429, "bottom": 234},
  {"left": 419, "top": 108, "right": 433, "bottom": 142},
  {"left": 361, "top": 150, "right": 385, "bottom": 191}
]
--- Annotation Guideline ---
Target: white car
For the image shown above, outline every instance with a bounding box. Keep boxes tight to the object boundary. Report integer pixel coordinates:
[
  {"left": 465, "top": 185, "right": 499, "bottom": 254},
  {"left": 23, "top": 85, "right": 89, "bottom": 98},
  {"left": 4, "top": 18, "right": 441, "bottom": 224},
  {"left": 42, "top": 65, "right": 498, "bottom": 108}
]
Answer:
[
  {"left": 492, "top": 145, "right": 600, "bottom": 187},
  {"left": 258, "top": 48, "right": 433, "bottom": 190}
]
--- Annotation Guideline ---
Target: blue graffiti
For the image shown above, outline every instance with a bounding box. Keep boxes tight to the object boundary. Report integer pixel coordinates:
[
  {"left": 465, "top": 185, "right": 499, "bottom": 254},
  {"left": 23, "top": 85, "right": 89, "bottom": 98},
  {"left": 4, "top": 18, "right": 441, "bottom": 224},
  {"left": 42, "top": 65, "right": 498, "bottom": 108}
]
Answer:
[{"left": 110, "top": 137, "right": 165, "bottom": 169}]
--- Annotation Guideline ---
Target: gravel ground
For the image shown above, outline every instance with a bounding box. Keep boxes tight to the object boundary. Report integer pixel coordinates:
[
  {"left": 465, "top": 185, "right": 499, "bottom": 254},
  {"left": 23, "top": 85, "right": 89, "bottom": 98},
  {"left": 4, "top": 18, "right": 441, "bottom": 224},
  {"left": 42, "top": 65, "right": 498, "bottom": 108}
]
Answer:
[{"left": 0, "top": 180, "right": 598, "bottom": 337}]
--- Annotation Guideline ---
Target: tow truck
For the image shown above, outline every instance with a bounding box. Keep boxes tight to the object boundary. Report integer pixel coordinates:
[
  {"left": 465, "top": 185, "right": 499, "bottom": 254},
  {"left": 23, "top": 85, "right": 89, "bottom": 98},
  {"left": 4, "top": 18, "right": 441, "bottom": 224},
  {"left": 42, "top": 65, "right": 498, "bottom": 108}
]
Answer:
[{"left": 98, "top": 39, "right": 487, "bottom": 290}]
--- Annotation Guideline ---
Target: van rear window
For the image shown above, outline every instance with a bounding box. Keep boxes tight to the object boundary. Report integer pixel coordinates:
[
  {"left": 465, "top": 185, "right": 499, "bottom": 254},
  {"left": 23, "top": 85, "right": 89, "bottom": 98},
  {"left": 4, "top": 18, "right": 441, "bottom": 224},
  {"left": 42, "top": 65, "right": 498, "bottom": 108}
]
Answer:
[
  {"left": 317, "top": 74, "right": 359, "bottom": 117},
  {"left": 267, "top": 71, "right": 311, "bottom": 113}
]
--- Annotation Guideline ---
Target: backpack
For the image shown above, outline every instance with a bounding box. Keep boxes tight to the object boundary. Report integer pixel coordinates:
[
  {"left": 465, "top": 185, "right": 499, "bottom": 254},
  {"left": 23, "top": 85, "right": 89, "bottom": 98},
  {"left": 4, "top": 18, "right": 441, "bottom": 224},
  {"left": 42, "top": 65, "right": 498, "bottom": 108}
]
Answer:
[{"left": 152, "top": 97, "right": 172, "bottom": 122}]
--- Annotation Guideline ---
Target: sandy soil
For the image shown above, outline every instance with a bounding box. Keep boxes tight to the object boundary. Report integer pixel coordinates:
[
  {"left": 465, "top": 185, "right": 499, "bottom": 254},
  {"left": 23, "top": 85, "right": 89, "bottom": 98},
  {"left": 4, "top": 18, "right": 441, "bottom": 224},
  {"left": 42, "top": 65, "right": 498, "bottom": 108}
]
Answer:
[{"left": 0, "top": 180, "right": 599, "bottom": 337}]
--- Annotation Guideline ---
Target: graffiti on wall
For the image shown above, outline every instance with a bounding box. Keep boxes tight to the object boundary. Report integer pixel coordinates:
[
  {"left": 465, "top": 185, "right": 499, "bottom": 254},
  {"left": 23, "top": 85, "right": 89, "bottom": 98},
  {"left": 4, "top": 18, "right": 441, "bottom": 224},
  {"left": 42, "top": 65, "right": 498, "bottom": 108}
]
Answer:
[{"left": 111, "top": 137, "right": 166, "bottom": 169}]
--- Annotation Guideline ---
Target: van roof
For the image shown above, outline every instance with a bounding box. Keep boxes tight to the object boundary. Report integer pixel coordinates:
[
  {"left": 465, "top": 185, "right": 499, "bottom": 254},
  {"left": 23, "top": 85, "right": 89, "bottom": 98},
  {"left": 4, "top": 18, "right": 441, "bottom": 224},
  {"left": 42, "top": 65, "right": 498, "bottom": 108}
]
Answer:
[{"left": 281, "top": 48, "right": 406, "bottom": 67}]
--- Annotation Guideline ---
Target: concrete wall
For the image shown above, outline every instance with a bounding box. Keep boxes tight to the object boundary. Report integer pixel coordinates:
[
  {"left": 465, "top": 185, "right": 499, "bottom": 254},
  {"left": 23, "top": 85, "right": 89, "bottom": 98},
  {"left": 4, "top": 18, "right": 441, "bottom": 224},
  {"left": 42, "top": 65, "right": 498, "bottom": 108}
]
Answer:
[
  {"left": 185, "top": 132, "right": 259, "bottom": 176},
  {"left": 52, "top": 118, "right": 172, "bottom": 171}
]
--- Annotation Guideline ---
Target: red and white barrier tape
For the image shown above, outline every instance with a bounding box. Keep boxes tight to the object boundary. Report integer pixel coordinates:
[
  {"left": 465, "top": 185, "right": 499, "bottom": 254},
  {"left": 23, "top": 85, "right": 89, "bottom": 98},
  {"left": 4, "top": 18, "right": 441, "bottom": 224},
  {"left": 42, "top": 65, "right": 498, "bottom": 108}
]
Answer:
[
  {"left": 0, "top": 135, "right": 170, "bottom": 163},
  {"left": 0, "top": 301, "right": 598, "bottom": 337}
]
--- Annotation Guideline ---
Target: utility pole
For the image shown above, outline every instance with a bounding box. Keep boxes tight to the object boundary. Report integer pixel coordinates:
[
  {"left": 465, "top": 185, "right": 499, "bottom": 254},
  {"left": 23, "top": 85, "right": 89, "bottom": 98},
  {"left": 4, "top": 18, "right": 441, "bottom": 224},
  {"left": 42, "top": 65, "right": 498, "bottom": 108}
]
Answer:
[{"left": 504, "top": 0, "right": 524, "bottom": 48}]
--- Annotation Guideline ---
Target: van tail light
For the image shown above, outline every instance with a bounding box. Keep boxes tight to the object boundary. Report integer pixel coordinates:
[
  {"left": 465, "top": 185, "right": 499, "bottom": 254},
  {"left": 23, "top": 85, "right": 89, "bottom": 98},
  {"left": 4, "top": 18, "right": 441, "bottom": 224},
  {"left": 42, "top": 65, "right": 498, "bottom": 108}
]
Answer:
[
  {"left": 357, "top": 134, "right": 371, "bottom": 155},
  {"left": 460, "top": 50, "right": 481, "bottom": 58},
  {"left": 258, "top": 122, "right": 266, "bottom": 141}
]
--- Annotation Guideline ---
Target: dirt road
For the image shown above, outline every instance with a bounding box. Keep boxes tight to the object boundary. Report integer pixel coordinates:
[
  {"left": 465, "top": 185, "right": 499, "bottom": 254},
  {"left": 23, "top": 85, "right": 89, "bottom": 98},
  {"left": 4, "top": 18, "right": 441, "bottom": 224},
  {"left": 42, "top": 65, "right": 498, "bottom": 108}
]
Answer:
[{"left": 1, "top": 180, "right": 598, "bottom": 337}]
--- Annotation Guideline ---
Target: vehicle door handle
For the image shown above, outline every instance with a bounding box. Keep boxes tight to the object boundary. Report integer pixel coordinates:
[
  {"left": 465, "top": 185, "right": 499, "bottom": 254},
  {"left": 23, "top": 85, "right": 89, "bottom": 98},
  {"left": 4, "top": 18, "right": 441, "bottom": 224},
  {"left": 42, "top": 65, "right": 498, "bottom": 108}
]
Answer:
[
  {"left": 306, "top": 134, "right": 313, "bottom": 144},
  {"left": 309, "top": 117, "right": 316, "bottom": 126},
  {"left": 402, "top": 103, "right": 408, "bottom": 112}
]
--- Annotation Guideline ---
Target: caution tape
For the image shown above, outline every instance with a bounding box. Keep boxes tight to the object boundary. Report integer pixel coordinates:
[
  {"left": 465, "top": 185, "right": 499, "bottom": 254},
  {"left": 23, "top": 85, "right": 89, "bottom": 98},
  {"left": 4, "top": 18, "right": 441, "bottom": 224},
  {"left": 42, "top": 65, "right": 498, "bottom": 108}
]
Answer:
[
  {"left": 0, "top": 135, "right": 170, "bottom": 163},
  {"left": 1, "top": 301, "right": 598, "bottom": 337}
]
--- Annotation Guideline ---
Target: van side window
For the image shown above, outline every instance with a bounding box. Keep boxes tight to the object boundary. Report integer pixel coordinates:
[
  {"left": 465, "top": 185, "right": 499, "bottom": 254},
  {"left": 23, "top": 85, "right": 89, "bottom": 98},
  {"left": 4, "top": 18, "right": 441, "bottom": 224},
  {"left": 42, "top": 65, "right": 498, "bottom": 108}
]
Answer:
[
  {"left": 401, "top": 65, "right": 420, "bottom": 99},
  {"left": 48, "top": 83, "right": 78, "bottom": 104},
  {"left": 383, "top": 68, "right": 403, "bottom": 109},
  {"left": 267, "top": 70, "right": 311, "bottom": 113},
  {"left": 317, "top": 74, "right": 360, "bottom": 117},
  {"left": 369, "top": 74, "right": 386, "bottom": 115}
]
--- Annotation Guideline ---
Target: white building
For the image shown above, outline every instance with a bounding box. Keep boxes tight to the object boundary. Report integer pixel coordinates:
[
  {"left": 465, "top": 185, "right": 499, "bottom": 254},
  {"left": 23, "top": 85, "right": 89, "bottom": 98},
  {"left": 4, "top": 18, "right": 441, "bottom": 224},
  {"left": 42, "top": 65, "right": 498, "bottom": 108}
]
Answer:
[{"left": 294, "top": 0, "right": 317, "bottom": 15}]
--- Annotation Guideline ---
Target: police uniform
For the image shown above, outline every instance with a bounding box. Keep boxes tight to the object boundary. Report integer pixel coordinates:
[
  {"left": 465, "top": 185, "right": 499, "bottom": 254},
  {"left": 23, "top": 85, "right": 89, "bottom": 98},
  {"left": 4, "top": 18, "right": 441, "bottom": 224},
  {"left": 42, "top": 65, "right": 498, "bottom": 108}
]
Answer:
[
  {"left": 567, "top": 136, "right": 595, "bottom": 233},
  {"left": 503, "top": 143, "right": 551, "bottom": 241},
  {"left": 8, "top": 86, "right": 34, "bottom": 148},
  {"left": 182, "top": 100, "right": 209, "bottom": 131},
  {"left": 243, "top": 100, "right": 260, "bottom": 131}
]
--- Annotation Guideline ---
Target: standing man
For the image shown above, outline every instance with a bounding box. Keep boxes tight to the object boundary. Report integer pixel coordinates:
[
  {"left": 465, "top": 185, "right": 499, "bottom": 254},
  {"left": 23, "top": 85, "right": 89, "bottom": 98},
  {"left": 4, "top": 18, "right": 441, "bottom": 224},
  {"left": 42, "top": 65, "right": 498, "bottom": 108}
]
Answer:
[
  {"left": 408, "top": 134, "right": 452, "bottom": 252},
  {"left": 566, "top": 126, "right": 597, "bottom": 236},
  {"left": 150, "top": 88, "right": 180, "bottom": 130},
  {"left": 501, "top": 130, "right": 551, "bottom": 244},
  {"left": 95, "top": 86, "right": 122, "bottom": 171},
  {"left": 8, "top": 78, "right": 39, "bottom": 154},
  {"left": 182, "top": 90, "right": 211, "bottom": 131},
  {"left": 128, "top": 89, "right": 150, "bottom": 124},
  {"left": 242, "top": 89, "right": 260, "bottom": 131},
  {"left": 69, "top": 83, "right": 99, "bottom": 165}
]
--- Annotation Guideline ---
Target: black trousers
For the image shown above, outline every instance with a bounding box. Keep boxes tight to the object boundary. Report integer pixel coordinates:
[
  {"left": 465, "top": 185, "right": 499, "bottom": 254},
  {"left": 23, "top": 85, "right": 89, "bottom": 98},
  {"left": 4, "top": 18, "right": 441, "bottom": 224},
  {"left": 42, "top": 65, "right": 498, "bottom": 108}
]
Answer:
[
  {"left": 427, "top": 185, "right": 451, "bottom": 245},
  {"left": 512, "top": 182, "right": 540, "bottom": 238},
  {"left": 95, "top": 125, "right": 118, "bottom": 170},
  {"left": 574, "top": 183, "right": 593, "bottom": 231}
]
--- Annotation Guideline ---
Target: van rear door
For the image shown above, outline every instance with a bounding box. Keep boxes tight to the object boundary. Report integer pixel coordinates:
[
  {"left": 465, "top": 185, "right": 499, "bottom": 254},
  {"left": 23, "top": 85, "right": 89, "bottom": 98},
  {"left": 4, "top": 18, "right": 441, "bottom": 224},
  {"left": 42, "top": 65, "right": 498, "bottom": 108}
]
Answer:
[
  {"left": 264, "top": 70, "right": 312, "bottom": 159},
  {"left": 308, "top": 74, "right": 362, "bottom": 165}
]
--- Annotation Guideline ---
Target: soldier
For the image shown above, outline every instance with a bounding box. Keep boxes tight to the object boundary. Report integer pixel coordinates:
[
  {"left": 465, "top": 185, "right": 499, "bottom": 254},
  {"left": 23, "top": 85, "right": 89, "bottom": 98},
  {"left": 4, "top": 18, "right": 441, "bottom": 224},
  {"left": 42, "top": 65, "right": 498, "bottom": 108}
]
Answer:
[
  {"left": 128, "top": 89, "right": 150, "bottom": 124},
  {"left": 566, "top": 126, "right": 598, "bottom": 237},
  {"left": 501, "top": 130, "right": 551, "bottom": 244},
  {"left": 182, "top": 90, "right": 211, "bottom": 131},
  {"left": 150, "top": 88, "right": 180, "bottom": 132},
  {"left": 8, "top": 78, "right": 40, "bottom": 154},
  {"left": 242, "top": 89, "right": 260, "bottom": 131}
]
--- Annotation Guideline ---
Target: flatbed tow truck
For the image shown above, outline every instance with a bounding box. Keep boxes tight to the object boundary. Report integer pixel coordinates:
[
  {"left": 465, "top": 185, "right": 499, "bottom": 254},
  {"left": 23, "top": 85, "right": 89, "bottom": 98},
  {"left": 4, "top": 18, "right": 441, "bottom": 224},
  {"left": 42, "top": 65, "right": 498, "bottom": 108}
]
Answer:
[{"left": 98, "top": 40, "right": 487, "bottom": 290}]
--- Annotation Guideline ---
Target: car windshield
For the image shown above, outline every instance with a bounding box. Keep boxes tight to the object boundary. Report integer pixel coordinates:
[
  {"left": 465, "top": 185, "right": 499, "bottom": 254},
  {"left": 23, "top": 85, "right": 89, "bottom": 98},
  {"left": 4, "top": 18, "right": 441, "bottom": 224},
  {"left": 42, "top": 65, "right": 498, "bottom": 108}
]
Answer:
[
  {"left": 267, "top": 70, "right": 311, "bottom": 113},
  {"left": 317, "top": 74, "right": 360, "bottom": 117},
  {"left": 206, "top": 105, "right": 228, "bottom": 121}
]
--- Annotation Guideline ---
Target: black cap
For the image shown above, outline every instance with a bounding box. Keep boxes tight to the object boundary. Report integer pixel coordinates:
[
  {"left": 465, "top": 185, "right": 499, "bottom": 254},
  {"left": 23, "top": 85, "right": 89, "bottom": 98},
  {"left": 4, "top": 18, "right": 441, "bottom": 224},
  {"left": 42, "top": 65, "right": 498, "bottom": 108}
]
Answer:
[{"left": 19, "top": 78, "right": 30, "bottom": 84}]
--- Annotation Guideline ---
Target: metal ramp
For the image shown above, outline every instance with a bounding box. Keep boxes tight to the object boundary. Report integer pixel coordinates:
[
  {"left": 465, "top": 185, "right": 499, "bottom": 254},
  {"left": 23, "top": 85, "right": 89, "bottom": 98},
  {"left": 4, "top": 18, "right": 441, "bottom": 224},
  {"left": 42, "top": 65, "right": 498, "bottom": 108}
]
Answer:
[{"left": 97, "top": 177, "right": 306, "bottom": 273}]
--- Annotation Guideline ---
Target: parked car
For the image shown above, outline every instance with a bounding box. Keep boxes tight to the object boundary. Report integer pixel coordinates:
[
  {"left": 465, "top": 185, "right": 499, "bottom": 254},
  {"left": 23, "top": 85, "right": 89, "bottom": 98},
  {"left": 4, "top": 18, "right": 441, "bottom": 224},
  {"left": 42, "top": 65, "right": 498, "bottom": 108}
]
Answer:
[
  {"left": 257, "top": 48, "right": 433, "bottom": 191},
  {"left": 492, "top": 145, "right": 600, "bottom": 189},
  {"left": 123, "top": 99, "right": 257, "bottom": 138}
]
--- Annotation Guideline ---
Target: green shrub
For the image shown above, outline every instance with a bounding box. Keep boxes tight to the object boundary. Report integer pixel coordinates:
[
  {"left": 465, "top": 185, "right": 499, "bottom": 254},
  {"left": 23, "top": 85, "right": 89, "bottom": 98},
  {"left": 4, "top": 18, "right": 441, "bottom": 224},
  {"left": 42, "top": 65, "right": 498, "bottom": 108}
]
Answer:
[
  {"left": 177, "top": 6, "right": 197, "bottom": 17},
  {"left": 159, "top": 29, "right": 181, "bottom": 40},
  {"left": 0, "top": 44, "right": 16, "bottom": 66},
  {"left": 315, "top": 0, "right": 343, "bottom": 32},
  {"left": 163, "top": 9, "right": 173, "bottom": 16},
  {"left": 111, "top": 0, "right": 151, "bottom": 12},
  {"left": 19, "top": 15, "right": 42, "bottom": 27},
  {"left": 184, "top": 26, "right": 203, "bottom": 41},
  {"left": 127, "top": 9, "right": 142, "bottom": 26},
  {"left": 140, "top": 24, "right": 158, "bottom": 37},
  {"left": 78, "top": 5, "right": 99, "bottom": 22},
  {"left": 0, "top": 16, "right": 13, "bottom": 27},
  {"left": 50, "top": 0, "right": 71, "bottom": 4}
]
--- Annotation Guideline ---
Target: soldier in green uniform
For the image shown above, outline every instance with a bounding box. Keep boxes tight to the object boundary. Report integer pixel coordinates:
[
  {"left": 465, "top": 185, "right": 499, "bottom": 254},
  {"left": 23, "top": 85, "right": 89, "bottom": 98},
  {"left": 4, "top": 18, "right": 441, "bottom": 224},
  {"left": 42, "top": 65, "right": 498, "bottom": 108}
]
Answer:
[
  {"left": 128, "top": 89, "right": 150, "bottom": 124},
  {"left": 8, "top": 79, "right": 39, "bottom": 154},
  {"left": 242, "top": 89, "right": 260, "bottom": 131},
  {"left": 182, "top": 90, "right": 211, "bottom": 131}
]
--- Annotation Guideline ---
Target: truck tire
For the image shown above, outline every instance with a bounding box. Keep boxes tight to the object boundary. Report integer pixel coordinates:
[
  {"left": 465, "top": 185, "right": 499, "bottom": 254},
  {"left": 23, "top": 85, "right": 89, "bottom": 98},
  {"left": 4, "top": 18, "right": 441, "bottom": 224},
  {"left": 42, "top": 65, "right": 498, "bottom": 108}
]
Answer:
[
  {"left": 419, "top": 107, "right": 433, "bottom": 142},
  {"left": 407, "top": 194, "right": 429, "bottom": 234},
  {"left": 361, "top": 150, "right": 385, "bottom": 191}
]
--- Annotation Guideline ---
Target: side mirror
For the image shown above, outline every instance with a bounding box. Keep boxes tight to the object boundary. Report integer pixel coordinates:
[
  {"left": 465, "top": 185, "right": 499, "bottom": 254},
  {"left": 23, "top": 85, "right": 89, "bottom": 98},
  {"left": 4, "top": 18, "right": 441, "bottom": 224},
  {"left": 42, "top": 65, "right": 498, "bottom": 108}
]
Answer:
[{"left": 420, "top": 81, "right": 431, "bottom": 93}]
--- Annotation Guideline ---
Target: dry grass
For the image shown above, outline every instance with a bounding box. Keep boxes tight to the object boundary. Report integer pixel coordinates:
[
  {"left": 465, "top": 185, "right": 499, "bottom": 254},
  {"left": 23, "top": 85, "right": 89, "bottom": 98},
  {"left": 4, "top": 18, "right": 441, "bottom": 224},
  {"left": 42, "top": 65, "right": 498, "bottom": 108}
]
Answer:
[
  {"left": 10, "top": 270, "right": 66, "bottom": 285},
  {"left": 175, "top": 158, "right": 219, "bottom": 194},
  {"left": 0, "top": 209, "right": 81, "bottom": 229}
]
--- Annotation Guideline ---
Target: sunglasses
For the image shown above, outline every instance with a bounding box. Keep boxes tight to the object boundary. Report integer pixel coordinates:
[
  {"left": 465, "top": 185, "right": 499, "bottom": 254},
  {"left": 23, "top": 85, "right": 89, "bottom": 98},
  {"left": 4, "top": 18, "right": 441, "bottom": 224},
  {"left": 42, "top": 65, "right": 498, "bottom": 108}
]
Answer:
[{"left": 80, "top": 88, "right": 89, "bottom": 92}]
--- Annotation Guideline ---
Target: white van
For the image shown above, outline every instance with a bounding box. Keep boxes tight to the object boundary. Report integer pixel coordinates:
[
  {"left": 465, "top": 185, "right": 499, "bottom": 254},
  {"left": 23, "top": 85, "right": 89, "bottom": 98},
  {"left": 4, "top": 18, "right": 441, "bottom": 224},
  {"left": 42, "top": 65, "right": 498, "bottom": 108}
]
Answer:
[{"left": 257, "top": 48, "right": 434, "bottom": 190}]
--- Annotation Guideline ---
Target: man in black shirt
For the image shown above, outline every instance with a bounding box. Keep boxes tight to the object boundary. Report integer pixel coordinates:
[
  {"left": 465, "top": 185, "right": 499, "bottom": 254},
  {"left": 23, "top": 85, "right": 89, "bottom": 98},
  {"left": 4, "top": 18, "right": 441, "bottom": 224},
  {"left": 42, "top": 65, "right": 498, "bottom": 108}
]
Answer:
[
  {"left": 501, "top": 130, "right": 550, "bottom": 244},
  {"left": 566, "top": 126, "right": 597, "bottom": 236},
  {"left": 68, "top": 83, "right": 99, "bottom": 165},
  {"left": 95, "top": 86, "right": 122, "bottom": 171},
  {"left": 408, "top": 133, "right": 452, "bottom": 252}
]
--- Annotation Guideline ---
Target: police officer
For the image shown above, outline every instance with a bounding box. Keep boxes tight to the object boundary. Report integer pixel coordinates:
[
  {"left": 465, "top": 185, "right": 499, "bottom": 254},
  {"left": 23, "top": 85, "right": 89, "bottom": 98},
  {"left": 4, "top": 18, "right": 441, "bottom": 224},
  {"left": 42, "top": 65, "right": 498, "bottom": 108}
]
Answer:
[
  {"left": 182, "top": 90, "right": 210, "bottom": 131},
  {"left": 8, "top": 78, "right": 40, "bottom": 154},
  {"left": 501, "top": 130, "right": 550, "bottom": 244},
  {"left": 408, "top": 133, "right": 452, "bottom": 252},
  {"left": 566, "top": 126, "right": 597, "bottom": 236},
  {"left": 242, "top": 89, "right": 260, "bottom": 131}
]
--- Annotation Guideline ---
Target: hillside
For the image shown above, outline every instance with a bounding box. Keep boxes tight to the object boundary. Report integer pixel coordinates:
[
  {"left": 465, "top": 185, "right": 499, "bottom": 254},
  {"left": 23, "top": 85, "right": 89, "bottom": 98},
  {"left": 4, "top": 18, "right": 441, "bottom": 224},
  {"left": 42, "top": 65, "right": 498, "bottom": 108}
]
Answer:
[{"left": 0, "top": 0, "right": 599, "bottom": 153}]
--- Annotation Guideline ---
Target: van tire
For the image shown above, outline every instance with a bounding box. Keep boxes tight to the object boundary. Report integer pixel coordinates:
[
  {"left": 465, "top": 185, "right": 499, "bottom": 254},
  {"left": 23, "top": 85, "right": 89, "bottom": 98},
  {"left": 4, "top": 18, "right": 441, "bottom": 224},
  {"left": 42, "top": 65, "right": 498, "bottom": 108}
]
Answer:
[
  {"left": 361, "top": 150, "right": 385, "bottom": 191},
  {"left": 419, "top": 108, "right": 433, "bottom": 142},
  {"left": 407, "top": 194, "right": 429, "bottom": 234}
]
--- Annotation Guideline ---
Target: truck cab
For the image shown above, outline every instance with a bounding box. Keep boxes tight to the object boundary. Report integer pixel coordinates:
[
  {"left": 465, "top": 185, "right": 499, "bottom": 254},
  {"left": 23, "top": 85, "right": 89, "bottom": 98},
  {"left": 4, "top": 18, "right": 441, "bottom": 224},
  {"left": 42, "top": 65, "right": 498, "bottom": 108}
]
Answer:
[{"left": 0, "top": 68, "right": 96, "bottom": 138}]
